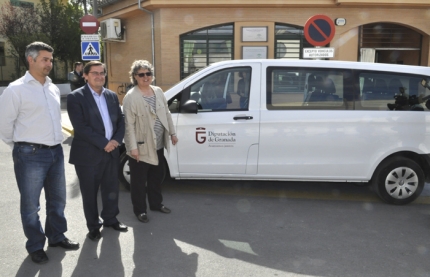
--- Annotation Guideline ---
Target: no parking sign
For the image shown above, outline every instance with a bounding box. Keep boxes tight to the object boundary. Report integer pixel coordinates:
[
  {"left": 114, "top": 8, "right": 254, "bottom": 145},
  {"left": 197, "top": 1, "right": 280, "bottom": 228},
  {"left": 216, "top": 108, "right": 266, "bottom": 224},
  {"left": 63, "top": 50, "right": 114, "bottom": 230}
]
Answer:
[{"left": 304, "top": 15, "right": 335, "bottom": 47}]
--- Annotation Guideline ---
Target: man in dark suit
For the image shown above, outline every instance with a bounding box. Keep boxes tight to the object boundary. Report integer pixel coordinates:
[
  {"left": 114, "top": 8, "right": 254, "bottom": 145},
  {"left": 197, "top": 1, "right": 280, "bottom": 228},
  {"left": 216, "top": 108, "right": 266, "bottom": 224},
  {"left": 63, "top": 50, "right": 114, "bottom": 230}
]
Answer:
[{"left": 67, "top": 61, "right": 128, "bottom": 241}]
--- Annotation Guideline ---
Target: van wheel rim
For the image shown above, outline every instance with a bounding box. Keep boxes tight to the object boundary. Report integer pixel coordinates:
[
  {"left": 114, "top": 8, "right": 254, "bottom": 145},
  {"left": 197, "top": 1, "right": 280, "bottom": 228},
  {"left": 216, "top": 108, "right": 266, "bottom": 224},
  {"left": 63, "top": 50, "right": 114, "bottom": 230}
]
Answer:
[
  {"left": 385, "top": 167, "right": 418, "bottom": 199},
  {"left": 123, "top": 160, "right": 131, "bottom": 184}
]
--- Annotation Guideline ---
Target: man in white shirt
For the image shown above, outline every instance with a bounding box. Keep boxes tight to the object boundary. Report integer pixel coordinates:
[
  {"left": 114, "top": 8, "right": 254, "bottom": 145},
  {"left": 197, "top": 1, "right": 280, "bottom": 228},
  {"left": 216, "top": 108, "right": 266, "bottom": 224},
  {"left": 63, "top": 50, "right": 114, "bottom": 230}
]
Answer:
[{"left": 0, "top": 42, "right": 79, "bottom": 264}]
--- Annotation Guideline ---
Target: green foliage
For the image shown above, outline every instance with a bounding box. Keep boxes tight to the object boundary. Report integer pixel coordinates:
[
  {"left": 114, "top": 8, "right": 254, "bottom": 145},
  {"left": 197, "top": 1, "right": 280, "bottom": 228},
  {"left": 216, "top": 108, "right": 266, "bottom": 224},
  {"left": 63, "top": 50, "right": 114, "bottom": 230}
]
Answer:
[
  {"left": 0, "top": 3, "right": 46, "bottom": 72},
  {"left": 38, "top": 0, "right": 84, "bottom": 70},
  {"left": 0, "top": 0, "right": 85, "bottom": 74}
]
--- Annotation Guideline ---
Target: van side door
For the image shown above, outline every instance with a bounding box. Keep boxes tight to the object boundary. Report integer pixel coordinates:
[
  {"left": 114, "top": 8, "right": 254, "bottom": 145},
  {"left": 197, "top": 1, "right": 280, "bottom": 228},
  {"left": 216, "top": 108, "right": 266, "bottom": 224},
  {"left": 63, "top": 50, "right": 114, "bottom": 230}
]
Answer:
[
  {"left": 259, "top": 66, "right": 355, "bottom": 179},
  {"left": 175, "top": 63, "right": 261, "bottom": 176}
]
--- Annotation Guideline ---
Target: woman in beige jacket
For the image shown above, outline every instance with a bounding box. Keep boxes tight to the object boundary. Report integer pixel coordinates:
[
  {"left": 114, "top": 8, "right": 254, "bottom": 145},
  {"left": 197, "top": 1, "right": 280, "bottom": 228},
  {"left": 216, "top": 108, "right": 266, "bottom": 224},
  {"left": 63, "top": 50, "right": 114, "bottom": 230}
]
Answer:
[{"left": 122, "top": 60, "right": 178, "bottom": 223}]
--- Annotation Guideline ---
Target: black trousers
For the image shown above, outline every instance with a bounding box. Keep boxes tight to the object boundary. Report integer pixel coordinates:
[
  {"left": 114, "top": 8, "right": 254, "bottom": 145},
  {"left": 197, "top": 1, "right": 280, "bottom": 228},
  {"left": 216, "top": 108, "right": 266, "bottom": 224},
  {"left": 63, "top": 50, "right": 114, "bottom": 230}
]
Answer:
[
  {"left": 74, "top": 151, "right": 120, "bottom": 231},
  {"left": 129, "top": 149, "right": 164, "bottom": 216}
]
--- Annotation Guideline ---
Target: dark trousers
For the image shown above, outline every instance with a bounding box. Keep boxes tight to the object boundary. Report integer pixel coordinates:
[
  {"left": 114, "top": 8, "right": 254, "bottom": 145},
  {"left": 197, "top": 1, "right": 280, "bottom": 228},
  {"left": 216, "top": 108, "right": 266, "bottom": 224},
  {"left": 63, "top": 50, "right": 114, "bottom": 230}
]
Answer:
[
  {"left": 129, "top": 149, "right": 164, "bottom": 216},
  {"left": 74, "top": 152, "right": 120, "bottom": 231}
]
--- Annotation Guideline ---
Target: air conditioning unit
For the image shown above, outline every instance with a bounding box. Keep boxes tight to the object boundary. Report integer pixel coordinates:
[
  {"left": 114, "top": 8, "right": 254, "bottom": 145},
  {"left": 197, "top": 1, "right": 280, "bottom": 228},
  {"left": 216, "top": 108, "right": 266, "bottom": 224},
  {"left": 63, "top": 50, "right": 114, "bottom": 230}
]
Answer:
[{"left": 100, "top": 18, "right": 122, "bottom": 40}]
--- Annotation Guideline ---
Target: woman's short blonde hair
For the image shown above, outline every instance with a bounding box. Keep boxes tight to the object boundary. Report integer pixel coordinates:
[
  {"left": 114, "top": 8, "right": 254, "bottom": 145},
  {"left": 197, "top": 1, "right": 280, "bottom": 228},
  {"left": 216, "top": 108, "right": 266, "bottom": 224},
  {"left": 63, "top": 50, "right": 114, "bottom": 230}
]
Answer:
[{"left": 129, "top": 60, "right": 155, "bottom": 85}]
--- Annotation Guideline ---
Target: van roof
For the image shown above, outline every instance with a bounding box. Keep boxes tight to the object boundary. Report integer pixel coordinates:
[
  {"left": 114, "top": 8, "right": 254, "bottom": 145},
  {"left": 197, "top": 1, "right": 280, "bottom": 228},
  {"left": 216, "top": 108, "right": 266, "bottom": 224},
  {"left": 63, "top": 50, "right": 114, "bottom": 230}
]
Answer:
[{"left": 210, "top": 59, "right": 430, "bottom": 76}]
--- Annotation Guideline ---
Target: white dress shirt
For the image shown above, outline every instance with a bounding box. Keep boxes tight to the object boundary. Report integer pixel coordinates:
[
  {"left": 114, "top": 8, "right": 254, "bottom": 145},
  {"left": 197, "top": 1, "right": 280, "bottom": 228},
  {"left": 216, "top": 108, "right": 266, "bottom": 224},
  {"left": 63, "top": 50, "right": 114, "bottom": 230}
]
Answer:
[
  {"left": 88, "top": 86, "right": 113, "bottom": 140},
  {"left": 0, "top": 71, "right": 63, "bottom": 148}
]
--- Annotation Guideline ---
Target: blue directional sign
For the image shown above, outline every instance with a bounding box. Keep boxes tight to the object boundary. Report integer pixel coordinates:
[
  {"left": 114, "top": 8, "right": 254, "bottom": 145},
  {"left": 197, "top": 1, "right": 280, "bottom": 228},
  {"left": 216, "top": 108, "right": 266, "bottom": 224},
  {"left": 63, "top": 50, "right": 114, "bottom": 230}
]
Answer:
[{"left": 81, "top": 41, "right": 100, "bottom": 61}]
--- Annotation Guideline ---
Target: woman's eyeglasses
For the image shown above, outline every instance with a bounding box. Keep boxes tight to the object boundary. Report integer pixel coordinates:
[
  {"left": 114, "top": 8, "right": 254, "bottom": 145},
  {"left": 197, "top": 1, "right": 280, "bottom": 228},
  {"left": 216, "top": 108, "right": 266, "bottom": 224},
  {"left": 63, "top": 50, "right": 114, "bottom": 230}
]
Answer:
[{"left": 136, "top": 72, "right": 152, "bottom": 77}]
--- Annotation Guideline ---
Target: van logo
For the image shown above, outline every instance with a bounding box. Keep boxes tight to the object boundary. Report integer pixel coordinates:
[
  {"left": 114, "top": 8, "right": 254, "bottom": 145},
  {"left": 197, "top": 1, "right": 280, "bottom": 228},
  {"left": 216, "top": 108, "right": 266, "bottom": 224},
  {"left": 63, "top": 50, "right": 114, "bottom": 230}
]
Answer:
[{"left": 195, "top": 127, "right": 206, "bottom": 144}]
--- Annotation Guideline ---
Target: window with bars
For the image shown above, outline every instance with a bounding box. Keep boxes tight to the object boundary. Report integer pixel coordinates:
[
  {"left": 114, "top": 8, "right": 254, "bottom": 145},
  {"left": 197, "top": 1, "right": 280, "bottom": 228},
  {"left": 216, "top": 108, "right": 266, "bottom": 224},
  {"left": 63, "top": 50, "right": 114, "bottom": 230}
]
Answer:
[
  {"left": 360, "top": 23, "right": 421, "bottom": 49},
  {"left": 180, "top": 24, "right": 234, "bottom": 80},
  {"left": 274, "top": 23, "right": 313, "bottom": 60}
]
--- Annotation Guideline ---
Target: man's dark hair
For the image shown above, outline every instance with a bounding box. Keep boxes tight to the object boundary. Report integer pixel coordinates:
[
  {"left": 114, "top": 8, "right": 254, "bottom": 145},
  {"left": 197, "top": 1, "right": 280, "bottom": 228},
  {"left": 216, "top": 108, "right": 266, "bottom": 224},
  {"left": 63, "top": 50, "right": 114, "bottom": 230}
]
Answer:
[
  {"left": 25, "top": 41, "right": 53, "bottom": 62},
  {"left": 83, "top": 61, "right": 106, "bottom": 75},
  {"left": 74, "top": 62, "right": 83, "bottom": 69}
]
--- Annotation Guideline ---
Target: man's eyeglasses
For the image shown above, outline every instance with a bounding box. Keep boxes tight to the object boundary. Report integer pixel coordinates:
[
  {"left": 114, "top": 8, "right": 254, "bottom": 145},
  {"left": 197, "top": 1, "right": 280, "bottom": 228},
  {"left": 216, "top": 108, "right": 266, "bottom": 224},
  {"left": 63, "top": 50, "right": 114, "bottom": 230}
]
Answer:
[
  {"left": 88, "top": 71, "right": 106, "bottom": 76},
  {"left": 136, "top": 72, "right": 152, "bottom": 77}
]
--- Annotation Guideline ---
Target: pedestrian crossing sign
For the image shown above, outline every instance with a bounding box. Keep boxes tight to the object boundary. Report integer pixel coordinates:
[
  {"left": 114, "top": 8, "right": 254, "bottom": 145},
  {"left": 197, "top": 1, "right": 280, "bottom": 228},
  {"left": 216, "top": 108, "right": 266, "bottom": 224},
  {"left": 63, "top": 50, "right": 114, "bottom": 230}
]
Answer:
[{"left": 81, "top": 41, "right": 100, "bottom": 61}]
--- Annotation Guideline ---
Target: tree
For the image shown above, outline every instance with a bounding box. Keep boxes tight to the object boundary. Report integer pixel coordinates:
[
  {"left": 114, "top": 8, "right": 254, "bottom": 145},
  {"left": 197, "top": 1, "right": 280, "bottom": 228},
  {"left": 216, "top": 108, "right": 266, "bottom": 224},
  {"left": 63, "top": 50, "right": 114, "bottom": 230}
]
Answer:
[
  {"left": 70, "top": 0, "right": 89, "bottom": 15},
  {"left": 0, "top": 3, "right": 47, "bottom": 74},
  {"left": 38, "top": 0, "right": 84, "bottom": 72},
  {"left": 0, "top": 0, "right": 86, "bottom": 79}
]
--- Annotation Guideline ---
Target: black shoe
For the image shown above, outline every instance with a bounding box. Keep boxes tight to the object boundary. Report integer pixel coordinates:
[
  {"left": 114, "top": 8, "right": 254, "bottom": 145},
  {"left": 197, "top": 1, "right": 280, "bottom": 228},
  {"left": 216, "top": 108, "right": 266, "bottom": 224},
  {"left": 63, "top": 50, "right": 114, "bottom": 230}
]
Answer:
[
  {"left": 30, "top": 249, "right": 49, "bottom": 264},
  {"left": 159, "top": 205, "right": 171, "bottom": 214},
  {"left": 137, "top": 213, "right": 149, "bottom": 223},
  {"left": 87, "top": 229, "right": 102, "bottom": 241},
  {"left": 151, "top": 205, "right": 171, "bottom": 213},
  {"left": 104, "top": 222, "right": 128, "bottom": 232},
  {"left": 49, "top": 238, "right": 80, "bottom": 250}
]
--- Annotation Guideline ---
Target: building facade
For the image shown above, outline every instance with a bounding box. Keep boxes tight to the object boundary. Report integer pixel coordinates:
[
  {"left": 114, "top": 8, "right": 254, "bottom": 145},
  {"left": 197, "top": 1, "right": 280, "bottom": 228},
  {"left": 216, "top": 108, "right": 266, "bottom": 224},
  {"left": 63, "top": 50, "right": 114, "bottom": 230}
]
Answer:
[{"left": 97, "top": 0, "right": 430, "bottom": 94}]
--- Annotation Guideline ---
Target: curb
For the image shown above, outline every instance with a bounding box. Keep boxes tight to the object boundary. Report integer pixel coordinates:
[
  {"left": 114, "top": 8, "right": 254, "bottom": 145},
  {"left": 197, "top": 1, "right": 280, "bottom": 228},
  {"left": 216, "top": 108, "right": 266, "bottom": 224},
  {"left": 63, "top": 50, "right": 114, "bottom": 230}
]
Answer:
[{"left": 62, "top": 125, "right": 74, "bottom": 136}]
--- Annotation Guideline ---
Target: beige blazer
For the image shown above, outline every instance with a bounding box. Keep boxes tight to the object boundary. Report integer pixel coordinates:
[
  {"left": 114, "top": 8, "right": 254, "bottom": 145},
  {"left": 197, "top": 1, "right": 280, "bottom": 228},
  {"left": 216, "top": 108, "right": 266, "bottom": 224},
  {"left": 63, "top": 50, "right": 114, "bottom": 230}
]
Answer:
[{"left": 123, "top": 85, "right": 176, "bottom": 165}]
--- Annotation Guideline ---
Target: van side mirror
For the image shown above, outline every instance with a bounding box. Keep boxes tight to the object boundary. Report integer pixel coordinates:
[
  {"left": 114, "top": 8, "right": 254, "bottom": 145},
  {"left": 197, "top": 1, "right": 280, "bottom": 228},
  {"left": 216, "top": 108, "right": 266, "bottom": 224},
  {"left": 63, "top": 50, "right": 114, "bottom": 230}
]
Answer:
[{"left": 181, "top": 99, "right": 198, "bottom": 114}]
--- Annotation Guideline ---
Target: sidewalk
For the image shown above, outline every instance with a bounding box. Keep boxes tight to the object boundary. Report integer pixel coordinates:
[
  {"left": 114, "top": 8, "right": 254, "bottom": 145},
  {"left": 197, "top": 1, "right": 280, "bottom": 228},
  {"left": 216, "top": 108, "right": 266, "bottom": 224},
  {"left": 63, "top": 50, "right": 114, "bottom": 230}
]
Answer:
[{"left": 61, "top": 111, "right": 74, "bottom": 136}]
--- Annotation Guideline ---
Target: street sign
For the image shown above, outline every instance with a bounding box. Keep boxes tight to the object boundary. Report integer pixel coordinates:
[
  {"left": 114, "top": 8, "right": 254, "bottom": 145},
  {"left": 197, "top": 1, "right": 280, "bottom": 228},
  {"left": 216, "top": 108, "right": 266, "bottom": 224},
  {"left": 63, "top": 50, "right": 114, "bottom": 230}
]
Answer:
[
  {"left": 304, "top": 15, "right": 335, "bottom": 47},
  {"left": 303, "top": 47, "right": 335, "bottom": 58},
  {"left": 81, "top": 35, "right": 100, "bottom": 61},
  {"left": 80, "top": 14, "right": 100, "bottom": 34},
  {"left": 81, "top": 34, "right": 99, "bottom": 41},
  {"left": 81, "top": 41, "right": 100, "bottom": 61}
]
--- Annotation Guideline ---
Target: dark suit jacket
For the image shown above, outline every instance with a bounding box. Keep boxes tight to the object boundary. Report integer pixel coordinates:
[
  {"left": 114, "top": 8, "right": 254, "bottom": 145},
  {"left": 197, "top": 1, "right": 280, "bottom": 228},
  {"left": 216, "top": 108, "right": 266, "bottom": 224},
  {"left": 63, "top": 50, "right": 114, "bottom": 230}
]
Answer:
[
  {"left": 67, "top": 84, "right": 125, "bottom": 166},
  {"left": 69, "top": 70, "right": 86, "bottom": 91}
]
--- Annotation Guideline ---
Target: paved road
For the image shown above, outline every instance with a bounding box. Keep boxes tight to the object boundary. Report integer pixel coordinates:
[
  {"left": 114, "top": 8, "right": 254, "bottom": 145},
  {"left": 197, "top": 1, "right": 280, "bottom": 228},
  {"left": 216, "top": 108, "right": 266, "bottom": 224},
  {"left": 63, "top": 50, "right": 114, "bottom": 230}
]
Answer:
[
  {"left": 1, "top": 134, "right": 430, "bottom": 277},
  {"left": 0, "top": 99, "right": 429, "bottom": 276}
]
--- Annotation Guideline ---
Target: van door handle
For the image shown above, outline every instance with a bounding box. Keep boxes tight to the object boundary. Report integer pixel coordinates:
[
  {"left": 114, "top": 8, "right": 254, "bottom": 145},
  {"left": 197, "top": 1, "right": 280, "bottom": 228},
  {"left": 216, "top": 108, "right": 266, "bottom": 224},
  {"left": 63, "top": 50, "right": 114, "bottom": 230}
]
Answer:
[{"left": 233, "top": 116, "right": 253, "bottom": 120}]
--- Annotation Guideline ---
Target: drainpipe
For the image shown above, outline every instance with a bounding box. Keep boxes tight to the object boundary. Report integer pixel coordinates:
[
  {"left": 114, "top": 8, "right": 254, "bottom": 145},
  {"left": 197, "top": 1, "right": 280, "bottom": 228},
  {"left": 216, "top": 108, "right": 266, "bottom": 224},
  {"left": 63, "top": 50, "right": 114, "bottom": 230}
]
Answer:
[{"left": 138, "top": 0, "right": 155, "bottom": 85}]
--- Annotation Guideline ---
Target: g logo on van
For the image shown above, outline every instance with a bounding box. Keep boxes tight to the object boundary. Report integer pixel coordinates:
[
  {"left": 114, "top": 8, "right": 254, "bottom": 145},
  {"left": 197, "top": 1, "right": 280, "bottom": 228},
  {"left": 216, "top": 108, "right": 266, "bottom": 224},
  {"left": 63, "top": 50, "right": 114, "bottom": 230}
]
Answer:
[{"left": 195, "top": 127, "right": 206, "bottom": 144}]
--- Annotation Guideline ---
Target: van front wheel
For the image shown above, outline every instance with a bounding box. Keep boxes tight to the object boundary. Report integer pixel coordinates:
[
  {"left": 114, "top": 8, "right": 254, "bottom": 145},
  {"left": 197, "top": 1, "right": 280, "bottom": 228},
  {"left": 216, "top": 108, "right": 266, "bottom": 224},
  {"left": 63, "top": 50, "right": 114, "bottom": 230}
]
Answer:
[
  {"left": 372, "top": 157, "right": 424, "bottom": 205},
  {"left": 118, "top": 151, "right": 168, "bottom": 191},
  {"left": 119, "top": 152, "right": 131, "bottom": 191}
]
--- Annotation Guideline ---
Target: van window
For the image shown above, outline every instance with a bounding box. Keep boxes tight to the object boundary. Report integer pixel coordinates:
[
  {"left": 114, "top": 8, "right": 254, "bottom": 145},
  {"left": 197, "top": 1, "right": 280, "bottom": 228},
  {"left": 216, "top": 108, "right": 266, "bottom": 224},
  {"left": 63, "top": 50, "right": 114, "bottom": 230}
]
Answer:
[
  {"left": 267, "top": 67, "right": 350, "bottom": 110},
  {"left": 168, "top": 92, "right": 182, "bottom": 113},
  {"left": 188, "top": 67, "right": 252, "bottom": 111},
  {"left": 358, "top": 71, "right": 430, "bottom": 111}
]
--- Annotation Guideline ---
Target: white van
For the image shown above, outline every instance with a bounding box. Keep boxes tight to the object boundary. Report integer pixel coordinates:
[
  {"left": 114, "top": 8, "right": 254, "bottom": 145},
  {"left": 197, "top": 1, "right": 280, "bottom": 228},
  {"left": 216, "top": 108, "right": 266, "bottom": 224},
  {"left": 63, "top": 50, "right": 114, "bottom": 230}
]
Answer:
[{"left": 119, "top": 59, "right": 430, "bottom": 205}]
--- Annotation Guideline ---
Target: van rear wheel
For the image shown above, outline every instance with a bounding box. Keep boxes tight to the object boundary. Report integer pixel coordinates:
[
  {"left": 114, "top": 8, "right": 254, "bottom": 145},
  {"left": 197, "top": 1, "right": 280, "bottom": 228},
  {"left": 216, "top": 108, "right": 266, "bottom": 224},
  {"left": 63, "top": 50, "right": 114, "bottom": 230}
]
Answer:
[{"left": 371, "top": 157, "right": 424, "bottom": 205}]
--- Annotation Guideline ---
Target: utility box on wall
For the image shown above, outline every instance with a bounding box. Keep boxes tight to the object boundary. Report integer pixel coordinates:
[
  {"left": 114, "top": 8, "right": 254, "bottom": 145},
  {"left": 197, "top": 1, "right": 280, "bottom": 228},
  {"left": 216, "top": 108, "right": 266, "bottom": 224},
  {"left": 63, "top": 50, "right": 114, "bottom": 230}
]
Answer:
[{"left": 100, "top": 18, "right": 122, "bottom": 40}]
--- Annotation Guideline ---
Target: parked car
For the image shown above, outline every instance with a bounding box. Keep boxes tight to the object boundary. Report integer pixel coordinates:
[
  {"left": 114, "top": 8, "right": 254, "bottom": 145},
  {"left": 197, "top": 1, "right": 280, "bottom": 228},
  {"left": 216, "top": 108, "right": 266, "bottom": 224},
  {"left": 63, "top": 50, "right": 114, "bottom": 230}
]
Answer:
[{"left": 119, "top": 59, "right": 430, "bottom": 205}]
